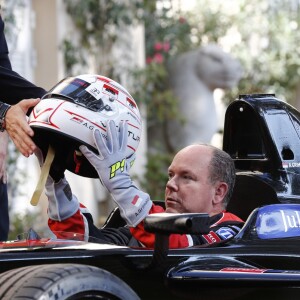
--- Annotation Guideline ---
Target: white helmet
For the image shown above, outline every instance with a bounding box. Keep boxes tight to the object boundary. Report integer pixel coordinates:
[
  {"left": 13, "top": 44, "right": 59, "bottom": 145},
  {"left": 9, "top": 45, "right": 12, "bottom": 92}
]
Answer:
[{"left": 28, "top": 74, "right": 142, "bottom": 178}]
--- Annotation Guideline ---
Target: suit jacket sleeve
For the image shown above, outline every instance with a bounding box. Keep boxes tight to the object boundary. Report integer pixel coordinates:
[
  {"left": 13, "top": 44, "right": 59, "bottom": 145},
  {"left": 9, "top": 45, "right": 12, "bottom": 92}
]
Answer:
[
  {"left": 0, "top": 15, "right": 46, "bottom": 105},
  {"left": 0, "top": 14, "right": 12, "bottom": 70},
  {"left": 0, "top": 66, "right": 46, "bottom": 105}
]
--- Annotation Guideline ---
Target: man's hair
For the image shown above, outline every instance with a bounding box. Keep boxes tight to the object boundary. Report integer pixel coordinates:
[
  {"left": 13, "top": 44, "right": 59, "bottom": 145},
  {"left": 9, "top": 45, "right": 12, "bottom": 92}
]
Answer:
[{"left": 203, "top": 144, "right": 236, "bottom": 208}]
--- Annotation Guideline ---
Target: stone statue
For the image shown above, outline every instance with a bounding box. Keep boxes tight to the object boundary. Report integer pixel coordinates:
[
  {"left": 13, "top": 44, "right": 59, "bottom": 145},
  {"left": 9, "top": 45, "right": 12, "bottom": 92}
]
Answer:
[{"left": 165, "top": 43, "right": 243, "bottom": 151}]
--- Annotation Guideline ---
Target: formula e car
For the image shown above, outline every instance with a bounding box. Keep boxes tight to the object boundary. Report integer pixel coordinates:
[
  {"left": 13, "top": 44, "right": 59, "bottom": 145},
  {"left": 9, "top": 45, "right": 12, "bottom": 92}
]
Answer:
[{"left": 1, "top": 94, "right": 300, "bottom": 300}]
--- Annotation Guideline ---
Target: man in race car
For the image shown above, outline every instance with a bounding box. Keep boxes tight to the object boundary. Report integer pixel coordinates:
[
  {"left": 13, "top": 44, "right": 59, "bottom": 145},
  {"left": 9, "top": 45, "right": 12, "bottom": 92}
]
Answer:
[{"left": 44, "top": 119, "right": 244, "bottom": 248}]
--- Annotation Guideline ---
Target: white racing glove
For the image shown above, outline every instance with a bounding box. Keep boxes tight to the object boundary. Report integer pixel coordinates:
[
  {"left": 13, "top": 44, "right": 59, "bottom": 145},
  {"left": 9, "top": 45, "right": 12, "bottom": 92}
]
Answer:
[{"left": 80, "top": 120, "right": 152, "bottom": 227}]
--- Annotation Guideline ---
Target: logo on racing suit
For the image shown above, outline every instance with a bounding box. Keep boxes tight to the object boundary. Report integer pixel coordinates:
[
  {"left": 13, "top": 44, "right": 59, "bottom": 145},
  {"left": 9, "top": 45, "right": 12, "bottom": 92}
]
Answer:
[
  {"left": 216, "top": 227, "right": 236, "bottom": 240},
  {"left": 203, "top": 231, "right": 221, "bottom": 244}
]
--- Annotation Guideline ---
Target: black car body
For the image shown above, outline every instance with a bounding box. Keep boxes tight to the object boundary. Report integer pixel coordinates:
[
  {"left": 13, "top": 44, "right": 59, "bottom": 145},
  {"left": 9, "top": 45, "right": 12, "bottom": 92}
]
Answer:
[{"left": 1, "top": 94, "right": 300, "bottom": 300}]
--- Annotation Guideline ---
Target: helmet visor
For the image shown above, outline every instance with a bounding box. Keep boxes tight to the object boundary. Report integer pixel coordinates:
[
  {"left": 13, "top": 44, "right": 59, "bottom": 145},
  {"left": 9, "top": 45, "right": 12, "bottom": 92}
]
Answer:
[{"left": 44, "top": 77, "right": 109, "bottom": 112}]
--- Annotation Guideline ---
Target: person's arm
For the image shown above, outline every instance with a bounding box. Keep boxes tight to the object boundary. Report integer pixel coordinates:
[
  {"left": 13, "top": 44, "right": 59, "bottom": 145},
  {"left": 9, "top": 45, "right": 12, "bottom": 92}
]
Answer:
[
  {"left": 0, "top": 66, "right": 46, "bottom": 106},
  {"left": 0, "top": 15, "right": 45, "bottom": 106},
  {"left": 0, "top": 15, "right": 46, "bottom": 156},
  {"left": 130, "top": 210, "right": 244, "bottom": 248},
  {"left": 0, "top": 130, "right": 8, "bottom": 184},
  {"left": 0, "top": 65, "right": 46, "bottom": 157},
  {"left": 33, "top": 139, "right": 132, "bottom": 245},
  {"left": 0, "top": 62, "right": 46, "bottom": 157},
  {"left": 46, "top": 175, "right": 133, "bottom": 245},
  {"left": 0, "top": 14, "right": 12, "bottom": 70},
  {"left": 80, "top": 120, "right": 153, "bottom": 227}
]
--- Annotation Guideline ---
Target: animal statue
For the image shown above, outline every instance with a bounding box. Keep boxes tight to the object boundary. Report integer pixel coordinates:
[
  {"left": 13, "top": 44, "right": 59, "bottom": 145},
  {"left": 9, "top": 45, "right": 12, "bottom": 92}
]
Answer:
[{"left": 164, "top": 44, "right": 243, "bottom": 151}]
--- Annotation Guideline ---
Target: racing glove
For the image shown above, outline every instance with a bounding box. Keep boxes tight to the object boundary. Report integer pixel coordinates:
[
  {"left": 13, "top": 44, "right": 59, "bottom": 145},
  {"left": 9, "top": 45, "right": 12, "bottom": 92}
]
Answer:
[{"left": 80, "top": 120, "right": 152, "bottom": 227}]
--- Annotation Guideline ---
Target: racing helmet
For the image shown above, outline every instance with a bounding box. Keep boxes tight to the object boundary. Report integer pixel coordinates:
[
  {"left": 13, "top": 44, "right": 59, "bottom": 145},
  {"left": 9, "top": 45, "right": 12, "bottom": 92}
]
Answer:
[{"left": 28, "top": 74, "right": 142, "bottom": 178}]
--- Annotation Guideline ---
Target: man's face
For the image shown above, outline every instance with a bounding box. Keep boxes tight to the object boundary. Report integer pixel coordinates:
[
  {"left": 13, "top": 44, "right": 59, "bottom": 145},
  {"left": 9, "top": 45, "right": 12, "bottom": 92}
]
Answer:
[{"left": 165, "top": 145, "right": 218, "bottom": 214}]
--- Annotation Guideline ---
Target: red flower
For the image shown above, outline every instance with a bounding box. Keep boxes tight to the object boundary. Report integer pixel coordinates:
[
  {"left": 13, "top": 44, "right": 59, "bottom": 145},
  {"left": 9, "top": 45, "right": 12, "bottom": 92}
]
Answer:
[
  {"left": 153, "top": 53, "right": 164, "bottom": 64},
  {"left": 163, "top": 42, "right": 170, "bottom": 52},
  {"left": 154, "top": 42, "right": 163, "bottom": 51}
]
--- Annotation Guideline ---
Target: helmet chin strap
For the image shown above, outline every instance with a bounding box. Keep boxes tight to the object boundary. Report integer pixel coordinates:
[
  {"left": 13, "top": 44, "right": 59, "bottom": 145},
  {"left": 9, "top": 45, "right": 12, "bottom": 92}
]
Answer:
[{"left": 30, "top": 145, "right": 55, "bottom": 206}]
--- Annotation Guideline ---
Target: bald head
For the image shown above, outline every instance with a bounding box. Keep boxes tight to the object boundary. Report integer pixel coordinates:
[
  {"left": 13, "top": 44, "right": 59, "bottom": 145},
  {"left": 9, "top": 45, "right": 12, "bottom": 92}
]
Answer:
[
  {"left": 174, "top": 144, "right": 214, "bottom": 176},
  {"left": 165, "top": 143, "right": 235, "bottom": 215}
]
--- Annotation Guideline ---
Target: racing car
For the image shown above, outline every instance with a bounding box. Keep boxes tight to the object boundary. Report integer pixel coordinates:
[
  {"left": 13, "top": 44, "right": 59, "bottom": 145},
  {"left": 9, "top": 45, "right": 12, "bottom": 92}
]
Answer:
[{"left": 1, "top": 94, "right": 300, "bottom": 300}]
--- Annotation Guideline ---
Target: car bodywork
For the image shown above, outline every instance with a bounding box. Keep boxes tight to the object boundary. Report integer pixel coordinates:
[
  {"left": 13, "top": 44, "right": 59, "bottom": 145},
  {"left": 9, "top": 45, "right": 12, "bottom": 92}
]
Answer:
[{"left": 1, "top": 94, "right": 300, "bottom": 300}]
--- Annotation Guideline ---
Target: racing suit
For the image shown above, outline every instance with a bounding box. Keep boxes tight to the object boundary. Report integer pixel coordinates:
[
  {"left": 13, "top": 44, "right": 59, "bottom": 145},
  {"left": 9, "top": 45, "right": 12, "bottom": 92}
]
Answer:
[{"left": 48, "top": 193, "right": 244, "bottom": 248}]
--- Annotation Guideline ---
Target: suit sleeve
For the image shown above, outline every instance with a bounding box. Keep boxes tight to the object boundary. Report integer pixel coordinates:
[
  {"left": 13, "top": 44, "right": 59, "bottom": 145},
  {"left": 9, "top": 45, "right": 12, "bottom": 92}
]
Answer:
[
  {"left": 129, "top": 205, "right": 191, "bottom": 248},
  {"left": 130, "top": 206, "right": 244, "bottom": 248},
  {"left": 0, "top": 15, "right": 46, "bottom": 105},
  {"left": 0, "top": 15, "right": 12, "bottom": 70},
  {"left": 48, "top": 203, "right": 133, "bottom": 246},
  {"left": 0, "top": 66, "right": 46, "bottom": 105},
  {"left": 46, "top": 177, "right": 244, "bottom": 248},
  {"left": 46, "top": 177, "right": 133, "bottom": 245}
]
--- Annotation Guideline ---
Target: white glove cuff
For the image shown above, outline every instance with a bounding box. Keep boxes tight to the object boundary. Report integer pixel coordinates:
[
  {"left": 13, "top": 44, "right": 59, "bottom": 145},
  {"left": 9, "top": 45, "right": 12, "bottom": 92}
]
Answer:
[
  {"left": 112, "top": 185, "right": 153, "bottom": 227},
  {"left": 45, "top": 176, "right": 79, "bottom": 221},
  {"left": 119, "top": 196, "right": 152, "bottom": 227}
]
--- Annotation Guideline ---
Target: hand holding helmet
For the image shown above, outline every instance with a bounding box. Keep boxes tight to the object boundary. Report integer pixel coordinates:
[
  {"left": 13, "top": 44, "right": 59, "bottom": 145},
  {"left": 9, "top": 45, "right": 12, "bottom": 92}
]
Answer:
[
  {"left": 80, "top": 120, "right": 152, "bottom": 227},
  {"left": 28, "top": 74, "right": 142, "bottom": 178},
  {"left": 29, "top": 74, "right": 145, "bottom": 224}
]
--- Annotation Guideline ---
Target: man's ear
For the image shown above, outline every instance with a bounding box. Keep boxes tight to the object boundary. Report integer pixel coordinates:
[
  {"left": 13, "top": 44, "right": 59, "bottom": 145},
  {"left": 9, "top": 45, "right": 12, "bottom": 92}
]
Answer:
[{"left": 213, "top": 182, "right": 228, "bottom": 205}]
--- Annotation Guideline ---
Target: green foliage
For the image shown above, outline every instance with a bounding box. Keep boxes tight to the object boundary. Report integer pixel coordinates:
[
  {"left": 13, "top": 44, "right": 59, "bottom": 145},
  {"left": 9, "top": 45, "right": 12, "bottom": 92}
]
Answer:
[
  {"left": 209, "top": 0, "right": 300, "bottom": 105},
  {"left": 63, "top": 0, "right": 144, "bottom": 77},
  {"left": 143, "top": 8, "right": 193, "bottom": 57},
  {"left": 132, "top": 4, "right": 193, "bottom": 125},
  {"left": 64, "top": 0, "right": 143, "bottom": 46},
  {"left": 8, "top": 209, "right": 48, "bottom": 241},
  {"left": 134, "top": 0, "right": 300, "bottom": 197},
  {"left": 6, "top": 141, "right": 27, "bottom": 201},
  {"left": 141, "top": 152, "right": 173, "bottom": 200},
  {"left": 61, "top": 39, "right": 86, "bottom": 76},
  {"left": 63, "top": 0, "right": 300, "bottom": 199},
  {"left": 136, "top": 0, "right": 300, "bottom": 107}
]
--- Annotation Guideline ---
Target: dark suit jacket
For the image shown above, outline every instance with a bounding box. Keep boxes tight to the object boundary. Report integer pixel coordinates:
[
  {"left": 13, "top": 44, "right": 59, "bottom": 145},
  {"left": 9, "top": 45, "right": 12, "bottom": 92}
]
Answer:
[
  {"left": 0, "top": 66, "right": 46, "bottom": 104},
  {"left": 0, "top": 14, "right": 46, "bottom": 241},
  {"left": 0, "top": 14, "right": 11, "bottom": 70},
  {"left": 0, "top": 15, "right": 46, "bottom": 104}
]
